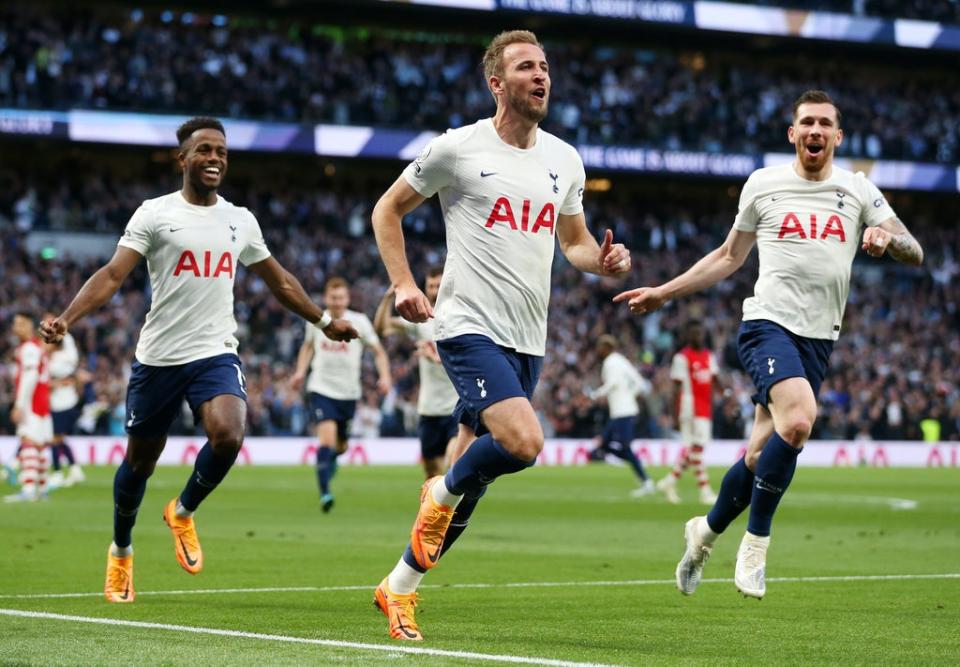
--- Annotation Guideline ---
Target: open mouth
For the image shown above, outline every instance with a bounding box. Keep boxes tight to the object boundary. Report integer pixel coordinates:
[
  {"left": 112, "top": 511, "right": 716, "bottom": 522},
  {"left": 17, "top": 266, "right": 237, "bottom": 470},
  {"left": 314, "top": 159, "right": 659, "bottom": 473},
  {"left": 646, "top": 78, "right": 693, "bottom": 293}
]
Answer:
[
  {"left": 531, "top": 88, "right": 546, "bottom": 101},
  {"left": 202, "top": 166, "right": 222, "bottom": 177},
  {"left": 805, "top": 143, "right": 823, "bottom": 156}
]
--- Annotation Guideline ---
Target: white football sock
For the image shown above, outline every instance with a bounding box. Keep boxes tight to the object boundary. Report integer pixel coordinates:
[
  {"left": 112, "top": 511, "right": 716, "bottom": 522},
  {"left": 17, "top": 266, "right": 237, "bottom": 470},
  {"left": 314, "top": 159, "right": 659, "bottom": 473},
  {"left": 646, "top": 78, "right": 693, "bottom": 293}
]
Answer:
[
  {"left": 431, "top": 477, "right": 463, "bottom": 508},
  {"left": 175, "top": 499, "right": 194, "bottom": 518},
  {"left": 110, "top": 542, "right": 133, "bottom": 557},
  {"left": 387, "top": 558, "right": 425, "bottom": 594},
  {"left": 698, "top": 516, "right": 720, "bottom": 545}
]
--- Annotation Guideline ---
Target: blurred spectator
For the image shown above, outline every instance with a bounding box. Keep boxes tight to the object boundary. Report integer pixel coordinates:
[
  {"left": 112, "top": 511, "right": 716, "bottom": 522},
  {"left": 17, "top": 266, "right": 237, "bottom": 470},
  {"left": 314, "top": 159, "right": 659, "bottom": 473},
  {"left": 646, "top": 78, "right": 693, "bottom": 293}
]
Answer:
[
  {"left": 1, "top": 169, "right": 956, "bottom": 441},
  {"left": 1, "top": 7, "right": 958, "bottom": 163}
]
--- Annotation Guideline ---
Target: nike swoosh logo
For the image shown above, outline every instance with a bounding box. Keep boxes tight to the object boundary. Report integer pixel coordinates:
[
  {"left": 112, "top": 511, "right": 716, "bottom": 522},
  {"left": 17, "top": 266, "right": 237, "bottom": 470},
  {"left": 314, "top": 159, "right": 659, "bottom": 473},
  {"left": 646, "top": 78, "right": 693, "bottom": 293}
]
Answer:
[
  {"left": 168, "top": 227, "right": 184, "bottom": 233},
  {"left": 120, "top": 583, "right": 130, "bottom": 600},
  {"left": 771, "top": 196, "right": 781, "bottom": 202},
  {"left": 396, "top": 615, "right": 419, "bottom": 639},
  {"left": 480, "top": 171, "right": 497, "bottom": 177},
  {"left": 178, "top": 537, "right": 198, "bottom": 566},
  {"left": 426, "top": 546, "right": 441, "bottom": 563}
]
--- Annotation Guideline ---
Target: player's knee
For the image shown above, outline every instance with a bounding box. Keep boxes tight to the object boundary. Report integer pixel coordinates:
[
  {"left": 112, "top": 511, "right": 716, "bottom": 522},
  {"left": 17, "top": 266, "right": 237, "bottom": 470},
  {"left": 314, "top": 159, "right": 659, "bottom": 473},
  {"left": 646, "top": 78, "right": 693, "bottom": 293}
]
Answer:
[
  {"left": 126, "top": 457, "right": 157, "bottom": 478},
  {"left": 780, "top": 415, "right": 813, "bottom": 447},
  {"left": 208, "top": 427, "right": 244, "bottom": 457},
  {"left": 502, "top": 426, "right": 544, "bottom": 461},
  {"left": 745, "top": 450, "right": 762, "bottom": 470}
]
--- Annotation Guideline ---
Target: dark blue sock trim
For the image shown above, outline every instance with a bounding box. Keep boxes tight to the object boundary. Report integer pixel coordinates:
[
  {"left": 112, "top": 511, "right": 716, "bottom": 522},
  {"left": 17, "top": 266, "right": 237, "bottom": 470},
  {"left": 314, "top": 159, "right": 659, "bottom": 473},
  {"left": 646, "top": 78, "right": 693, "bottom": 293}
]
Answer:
[
  {"left": 179, "top": 442, "right": 238, "bottom": 512},
  {"left": 445, "top": 435, "right": 532, "bottom": 495},
  {"left": 706, "top": 457, "right": 755, "bottom": 534},
  {"left": 402, "top": 544, "right": 427, "bottom": 573},
  {"left": 316, "top": 446, "right": 334, "bottom": 496},
  {"left": 113, "top": 460, "right": 150, "bottom": 548},
  {"left": 746, "top": 432, "right": 800, "bottom": 537}
]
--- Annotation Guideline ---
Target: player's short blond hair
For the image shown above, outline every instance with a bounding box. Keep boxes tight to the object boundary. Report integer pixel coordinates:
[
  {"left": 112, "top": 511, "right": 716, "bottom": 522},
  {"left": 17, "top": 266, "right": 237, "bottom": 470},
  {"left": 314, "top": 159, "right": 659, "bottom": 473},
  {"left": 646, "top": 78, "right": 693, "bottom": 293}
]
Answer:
[
  {"left": 324, "top": 276, "right": 349, "bottom": 292},
  {"left": 482, "top": 30, "right": 544, "bottom": 84},
  {"left": 597, "top": 334, "right": 618, "bottom": 350}
]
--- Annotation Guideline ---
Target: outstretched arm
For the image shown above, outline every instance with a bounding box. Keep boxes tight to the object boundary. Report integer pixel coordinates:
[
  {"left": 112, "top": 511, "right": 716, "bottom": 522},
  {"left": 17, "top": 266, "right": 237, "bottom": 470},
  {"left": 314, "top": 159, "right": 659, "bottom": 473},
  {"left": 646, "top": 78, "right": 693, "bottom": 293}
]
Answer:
[
  {"left": 372, "top": 177, "right": 432, "bottom": 322},
  {"left": 289, "top": 338, "right": 314, "bottom": 392},
  {"left": 40, "top": 246, "right": 142, "bottom": 343},
  {"left": 557, "top": 214, "right": 631, "bottom": 276},
  {"left": 862, "top": 217, "right": 923, "bottom": 266},
  {"left": 373, "top": 286, "right": 407, "bottom": 338},
  {"left": 370, "top": 341, "right": 393, "bottom": 394},
  {"left": 248, "top": 256, "right": 358, "bottom": 341},
  {"left": 614, "top": 227, "right": 756, "bottom": 314}
]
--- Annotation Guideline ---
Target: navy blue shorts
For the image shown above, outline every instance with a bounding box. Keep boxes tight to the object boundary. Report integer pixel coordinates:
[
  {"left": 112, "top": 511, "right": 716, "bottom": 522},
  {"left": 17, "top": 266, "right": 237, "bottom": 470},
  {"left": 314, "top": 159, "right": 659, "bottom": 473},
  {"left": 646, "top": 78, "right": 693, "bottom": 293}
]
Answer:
[
  {"left": 601, "top": 416, "right": 636, "bottom": 449},
  {"left": 437, "top": 334, "right": 543, "bottom": 437},
  {"left": 308, "top": 392, "right": 356, "bottom": 442},
  {"left": 125, "top": 353, "right": 247, "bottom": 437},
  {"left": 51, "top": 406, "right": 81, "bottom": 436},
  {"left": 418, "top": 414, "right": 458, "bottom": 459},
  {"left": 737, "top": 320, "right": 834, "bottom": 408}
]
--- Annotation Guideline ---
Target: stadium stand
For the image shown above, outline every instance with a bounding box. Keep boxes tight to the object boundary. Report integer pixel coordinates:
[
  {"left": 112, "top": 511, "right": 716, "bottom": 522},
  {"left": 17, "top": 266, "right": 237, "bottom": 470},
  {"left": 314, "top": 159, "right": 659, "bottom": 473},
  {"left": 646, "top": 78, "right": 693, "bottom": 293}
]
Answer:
[
  {"left": 1, "top": 7, "right": 959, "bottom": 163},
  {"left": 1, "top": 150, "right": 956, "bottom": 441},
  {"left": 0, "top": 2, "right": 957, "bottom": 442}
]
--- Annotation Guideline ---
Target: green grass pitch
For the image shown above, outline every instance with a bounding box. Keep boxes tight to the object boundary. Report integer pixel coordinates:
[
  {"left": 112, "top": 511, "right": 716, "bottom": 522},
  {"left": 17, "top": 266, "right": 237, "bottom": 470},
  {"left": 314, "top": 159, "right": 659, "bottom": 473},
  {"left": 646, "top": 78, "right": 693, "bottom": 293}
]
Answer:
[{"left": 1, "top": 463, "right": 958, "bottom": 666}]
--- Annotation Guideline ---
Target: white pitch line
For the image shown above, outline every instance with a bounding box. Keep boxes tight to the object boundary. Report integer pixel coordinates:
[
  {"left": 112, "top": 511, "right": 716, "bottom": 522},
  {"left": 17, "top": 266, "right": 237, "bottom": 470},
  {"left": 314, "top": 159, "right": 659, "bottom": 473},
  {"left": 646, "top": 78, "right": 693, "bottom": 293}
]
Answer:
[
  {"left": 1, "top": 572, "right": 958, "bottom": 601},
  {"left": 0, "top": 609, "right": 619, "bottom": 667}
]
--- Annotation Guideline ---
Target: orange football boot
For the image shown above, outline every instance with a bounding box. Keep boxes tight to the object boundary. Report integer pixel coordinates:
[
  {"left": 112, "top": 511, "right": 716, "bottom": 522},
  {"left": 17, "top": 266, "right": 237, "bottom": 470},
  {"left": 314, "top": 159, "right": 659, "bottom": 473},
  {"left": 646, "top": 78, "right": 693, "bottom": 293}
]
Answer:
[
  {"left": 409, "top": 476, "right": 455, "bottom": 570},
  {"left": 162, "top": 498, "right": 203, "bottom": 574},
  {"left": 373, "top": 577, "right": 423, "bottom": 641},
  {"left": 104, "top": 547, "right": 135, "bottom": 603}
]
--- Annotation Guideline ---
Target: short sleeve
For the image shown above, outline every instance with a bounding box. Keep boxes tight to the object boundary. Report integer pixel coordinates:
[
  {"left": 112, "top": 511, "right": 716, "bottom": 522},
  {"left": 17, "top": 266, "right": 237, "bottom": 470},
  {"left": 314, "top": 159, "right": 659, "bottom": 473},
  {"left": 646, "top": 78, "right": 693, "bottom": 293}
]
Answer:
[
  {"left": 398, "top": 319, "right": 419, "bottom": 338},
  {"left": 117, "top": 204, "right": 155, "bottom": 256},
  {"left": 559, "top": 152, "right": 586, "bottom": 216},
  {"left": 600, "top": 358, "right": 612, "bottom": 385},
  {"left": 402, "top": 132, "right": 458, "bottom": 198},
  {"left": 670, "top": 353, "right": 687, "bottom": 381},
  {"left": 304, "top": 319, "right": 317, "bottom": 345},
  {"left": 854, "top": 172, "right": 896, "bottom": 228},
  {"left": 19, "top": 344, "right": 41, "bottom": 370},
  {"left": 359, "top": 316, "right": 380, "bottom": 347},
  {"left": 732, "top": 173, "right": 761, "bottom": 232},
  {"left": 239, "top": 211, "right": 272, "bottom": 266}
]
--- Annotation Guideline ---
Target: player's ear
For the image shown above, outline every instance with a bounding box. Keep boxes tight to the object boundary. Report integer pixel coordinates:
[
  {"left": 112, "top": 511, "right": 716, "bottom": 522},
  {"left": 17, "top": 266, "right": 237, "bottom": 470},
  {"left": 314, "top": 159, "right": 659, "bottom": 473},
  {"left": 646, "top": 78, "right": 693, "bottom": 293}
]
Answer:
[
  {"left": 787, "top": 125, "right": 796, "bottom": 145},
  {"left": 834, "top": 127, "right": 843, "bottom": 147},
  {"left": 488, "top": 75, "right": 503, "bottom": 97}
]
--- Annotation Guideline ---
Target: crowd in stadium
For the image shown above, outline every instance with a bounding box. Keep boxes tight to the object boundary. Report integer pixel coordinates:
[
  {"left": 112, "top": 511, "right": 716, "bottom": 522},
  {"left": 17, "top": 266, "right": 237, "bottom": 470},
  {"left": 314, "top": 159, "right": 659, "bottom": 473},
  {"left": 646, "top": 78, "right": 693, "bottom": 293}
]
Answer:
[
  {"left": 2, "top": 8, "right": 959, "bottom": 164},
  {"left": 755, "top": 0, "right": 960, "bottom": 22},
  {"left": 2, "top": 177, "right": 957, "bottom": 442}
]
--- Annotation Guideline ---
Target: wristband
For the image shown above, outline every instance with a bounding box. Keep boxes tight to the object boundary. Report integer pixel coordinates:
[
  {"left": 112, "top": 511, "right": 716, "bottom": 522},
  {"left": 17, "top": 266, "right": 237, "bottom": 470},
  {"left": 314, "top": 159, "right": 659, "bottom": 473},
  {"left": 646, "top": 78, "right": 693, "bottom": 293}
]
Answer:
[{"left": 313, "top": 312, "right": 333, "bottom": 330}]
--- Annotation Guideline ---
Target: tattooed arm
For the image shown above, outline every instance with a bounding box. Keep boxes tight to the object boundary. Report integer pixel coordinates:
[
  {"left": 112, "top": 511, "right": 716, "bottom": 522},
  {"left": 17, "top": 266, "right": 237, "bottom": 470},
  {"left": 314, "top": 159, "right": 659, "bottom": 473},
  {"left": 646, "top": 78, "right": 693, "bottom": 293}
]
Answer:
[{"left": 861, "top": 217, "right": 924, "bottom": 266}]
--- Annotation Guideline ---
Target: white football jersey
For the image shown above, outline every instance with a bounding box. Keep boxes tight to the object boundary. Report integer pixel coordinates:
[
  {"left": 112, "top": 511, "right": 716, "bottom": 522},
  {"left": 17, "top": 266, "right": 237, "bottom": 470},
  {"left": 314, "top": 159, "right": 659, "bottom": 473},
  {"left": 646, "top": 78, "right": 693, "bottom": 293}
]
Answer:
[
  {"left": 734, "top": 164, "right": 895, "bottom": 340},
  {"left": 403, "top": 118, "right": 586, "bottom": 356},
  {"left": 48, "top": 332, "right": 80, "bottom": 412},
  {"left": 305, "top": 310, "right": 379, "bottom": 400},
  {"left": 596, "top": 351, "right": 649, "bottom": 419},
  {"left": 398, "top": 319, "right": 459, "bottom": 417},
  {"left": 118, "top": 191, "right": 271, "bottom": 366}
]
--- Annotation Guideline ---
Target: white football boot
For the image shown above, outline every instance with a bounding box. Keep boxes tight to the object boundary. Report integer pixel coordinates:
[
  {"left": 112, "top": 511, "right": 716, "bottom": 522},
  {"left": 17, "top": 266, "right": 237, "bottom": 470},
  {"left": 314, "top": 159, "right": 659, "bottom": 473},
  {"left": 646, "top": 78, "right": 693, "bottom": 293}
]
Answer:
[
  {"left": 675, "top": 516, "right": 715, "bottom": 595},
  {"left": 699, "top": 486, "right": 718, "bottom": 505},
  {"left": 735, "top": 532, "right": 770, "bottom": 599},
  {"left": 657, "top": 476, "right": 681, "bottom": 504},
  {"left": 47, "top": 471, "right": 65, "bottom": 490},
  {"left": 630, "top": 479, "right": 656, "bottom": 498},
  {"left": 65, "top": 465, "right": 86, "bottom": 487}
]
